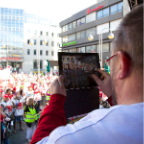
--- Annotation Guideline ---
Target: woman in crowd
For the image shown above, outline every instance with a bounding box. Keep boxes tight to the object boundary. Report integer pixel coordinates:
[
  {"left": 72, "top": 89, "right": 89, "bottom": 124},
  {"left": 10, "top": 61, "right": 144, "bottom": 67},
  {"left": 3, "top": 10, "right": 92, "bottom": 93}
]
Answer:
[{"left": 24, "top": 98, "right": 37, "bottom": 142}]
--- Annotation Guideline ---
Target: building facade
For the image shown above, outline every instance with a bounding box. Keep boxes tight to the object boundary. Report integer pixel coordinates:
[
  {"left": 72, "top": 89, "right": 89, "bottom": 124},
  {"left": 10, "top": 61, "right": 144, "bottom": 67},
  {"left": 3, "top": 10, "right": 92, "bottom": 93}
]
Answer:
[
  {"left": 59, "top": 0, "right": 129, "bottom": 67},
  {"left": 0, "top": 7, "right": 60, "bottom": 73}
]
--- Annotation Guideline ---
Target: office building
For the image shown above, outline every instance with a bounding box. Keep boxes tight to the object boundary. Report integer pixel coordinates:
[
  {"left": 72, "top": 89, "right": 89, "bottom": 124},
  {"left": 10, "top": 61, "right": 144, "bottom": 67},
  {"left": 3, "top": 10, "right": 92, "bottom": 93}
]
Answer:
[{"left": 59, "top": 0, "right": 129, "bottom": 67}]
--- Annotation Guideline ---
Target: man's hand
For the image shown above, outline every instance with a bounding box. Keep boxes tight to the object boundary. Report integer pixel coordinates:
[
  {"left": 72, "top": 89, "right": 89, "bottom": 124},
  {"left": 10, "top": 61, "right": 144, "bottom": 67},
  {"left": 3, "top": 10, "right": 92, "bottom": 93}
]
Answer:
[
  {"left": 50, "top": 75, "right": 66, "bottom": 96},
  {"left": 91, "top": 69, "right": 112, "bottom": 97}
]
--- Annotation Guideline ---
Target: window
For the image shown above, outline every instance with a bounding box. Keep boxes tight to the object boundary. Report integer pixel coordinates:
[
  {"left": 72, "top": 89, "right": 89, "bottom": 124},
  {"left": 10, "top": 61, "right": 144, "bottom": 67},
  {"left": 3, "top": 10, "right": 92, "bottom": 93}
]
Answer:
[
  {"left": 40, "top": 60, "right": 43, "bottom": 69},
  {"left": 86, "top": 45, "right": 97, "bottom": 53},
  {"left": 81, "top": 17, "right": 85, "bottom": 25},
  {"left": 111, "top": 2, "right": 123, "bottom": 15},
  {"left": 33, "top": 60, "right": 37, "bottom": 69},
  {"left": 46, "top": 51, "right": 48, "bottom": 56},
  {"left": 86, "top": 27, "right": 96, "bottom": 37},
  {"left": 34, "top": 39, "right": 36, "bottom": 45},
  {"left": 97, "top": 7, "right": 109, "bottom": 19},
  {"left": 63, "top": 36, "right": 68, "bottom": 43},
  {"left": 40, "top": 50, "right": 43, "bottom": 55},
  {"left": 68, "top": 34, "right": 75, "bottom": 42},
  {"left": 86, "top": 12, "right": 96, "bottom": 23},
  {"left": 27, "top": 29, "right": 30, "bottom": 34},
  {"left": 65, "top": 25, "right": 68, "bottom": 31},
  {"left": 34, "top": 30, "right": 37, "bottom": 35},
  {"left": 77, "top": 32, "right": 80, "bottom": 40},
  {"left": 97, "top": 23, "right": 109, "bottom": 34},
  {"left": 34, "top": 50, "right": 36, "bottom": 55},
  {"left": 40, "top": 40, "right": 43, "bottom": 45},
  {"left": 77, "top": 47, "right": 85, "bottom": 53},
  {"left": 110, "top": 19, "right": 122, "bottom": 31},
  {"left": 57, "top": 42, "right": 59, "bottom": 47},
  {"left": 102, "top": 43, "right": 109, "bottom": 52},
  {"left": 40, "top": 31, "right": 43, "bottom": 35},
  {"left": 27, "top": 49, "right": 30, "bottom": 55},
  {"left": 77, "top": 19, "right": 81, "bottom": 27},
  {"left": 57, "top": 34, "right": 59, "bottom": 37},
  {"left": 52, "top": 33, "right": 54, "bottom": 37},
  {"left": 46, "top": 41, "right": 49, "bottom": 46},
  {"left": 46, "top": 32, "right": 48, "bottom": 36},
  {"left": 73, "top": 21, "right": 76, "bottom": 28},
  {"left": 110, "top": 42, "right": 113, "bottom": 52},
  {"left": 51, "top": 41, "right": 54, "bottom": 46},
  {"left": 27, "top": 39, "right": 30, "bottom": 44},
  {"left": 69, "top": 48, "right": 76, "bottom": 53},
  {"left": 51, "top": 51, "right": 54, "bottom": 56},
  {"left": 68, "top": 23, "right": 72, "bottom": 30},
  {"left": 80, "top": 31, "right": 85, "bottom": 39}
]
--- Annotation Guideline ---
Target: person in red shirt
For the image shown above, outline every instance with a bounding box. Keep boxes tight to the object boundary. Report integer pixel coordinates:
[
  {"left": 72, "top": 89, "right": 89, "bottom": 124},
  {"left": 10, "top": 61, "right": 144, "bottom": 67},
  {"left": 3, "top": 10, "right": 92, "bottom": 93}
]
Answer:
[{"left": 6, "top": 88, "right": 14, "bottom": 100}]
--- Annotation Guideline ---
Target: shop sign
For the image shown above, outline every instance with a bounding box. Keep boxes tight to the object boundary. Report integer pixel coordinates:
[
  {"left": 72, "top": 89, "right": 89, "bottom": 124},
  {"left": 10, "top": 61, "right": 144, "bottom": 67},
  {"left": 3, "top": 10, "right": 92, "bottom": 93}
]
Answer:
[
  {"left": 87, "top": 5, "right": 104, "bottom": 14},
  {"left": 13, "top": 54, "right": 18, "bottom": 57},
  {"left": 0, "top": 57, "right": 21, "bottom": 61},
  {"left": 62, "top": 41, "right": 77, "bottom": 47}
]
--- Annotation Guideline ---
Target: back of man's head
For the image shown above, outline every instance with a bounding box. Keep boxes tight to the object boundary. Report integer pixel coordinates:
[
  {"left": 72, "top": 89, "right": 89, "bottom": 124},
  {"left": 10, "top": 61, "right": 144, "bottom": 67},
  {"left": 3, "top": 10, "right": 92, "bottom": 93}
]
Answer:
[{"left": 113, "top": 4, "right": 143, "bottom": 74}]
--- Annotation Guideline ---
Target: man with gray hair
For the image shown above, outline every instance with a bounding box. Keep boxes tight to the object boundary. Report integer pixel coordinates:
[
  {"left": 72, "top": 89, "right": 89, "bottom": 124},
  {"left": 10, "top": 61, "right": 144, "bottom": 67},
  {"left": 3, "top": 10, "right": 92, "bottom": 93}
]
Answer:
[{"left": 31, "top": 5, "right": 143, "bottom": 144}]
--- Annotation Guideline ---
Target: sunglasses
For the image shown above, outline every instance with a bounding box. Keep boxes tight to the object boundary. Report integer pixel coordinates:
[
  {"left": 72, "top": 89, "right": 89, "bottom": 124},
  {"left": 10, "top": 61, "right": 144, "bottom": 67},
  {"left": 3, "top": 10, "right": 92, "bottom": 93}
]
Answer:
[{"left": 106, "top": 51, "right": 131, "bottom": 67}]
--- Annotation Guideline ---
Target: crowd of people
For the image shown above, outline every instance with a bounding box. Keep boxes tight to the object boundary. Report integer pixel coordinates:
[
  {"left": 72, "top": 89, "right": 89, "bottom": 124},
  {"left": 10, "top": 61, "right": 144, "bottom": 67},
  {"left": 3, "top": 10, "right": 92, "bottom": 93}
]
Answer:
[{"left": 0, "top": 72, "right": 59, "bottom": 143}]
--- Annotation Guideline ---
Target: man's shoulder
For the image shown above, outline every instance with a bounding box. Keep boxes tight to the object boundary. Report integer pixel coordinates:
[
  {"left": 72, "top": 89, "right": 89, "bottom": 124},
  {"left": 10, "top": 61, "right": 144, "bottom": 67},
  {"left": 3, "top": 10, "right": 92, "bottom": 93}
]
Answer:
[{"left": 38, "top": 103, "right": 143, "bottom": 144}]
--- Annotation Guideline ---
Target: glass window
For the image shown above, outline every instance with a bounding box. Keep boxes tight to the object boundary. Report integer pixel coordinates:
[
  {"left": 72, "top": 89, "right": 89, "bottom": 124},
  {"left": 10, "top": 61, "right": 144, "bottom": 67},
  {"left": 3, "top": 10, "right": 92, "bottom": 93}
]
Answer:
[
  {"left": 65, "top": 25, "right": 68, "bottom": 31},
  {"left": 102, "top": 43, "right": 109, "bottom": 52},
  {"left": 46, "top": 50, "right": 48, "bottom": 56},
  {"left": 80, "top": 31, "right": 85, "bottom": 39},
  {"left": 40, "top": 31, "right": 42, "bottom": 35},
  {"left": 68, "top": 34, "right": 75, "bottom": 42},
  {"left": 111, "top": 5, "right": 117, "bottom": 15},
  {"left": 57, "top": 34, "right": 59, "bottom": 37},
  {"left": 77, "top": 32, "right": 80, "bottom": 40},
  {"left": 40, "top": 60, "right": 43, "bottom": 69},
  {"left": 46, "top": 41, "right": 49, "bottom": 46},
  {"left": 40, "top": 40, "right": 43, "bottom": 45},
  {"left": 118, "top": 2, "right": 123, "bottom": 12},
  {"left": 27, "top": 39, "right": 30, "bottom": 44},
  {"left": 86, "top": 45, "right": 97, "bottom": 53},
  {"left": 73, "top": 21, "right": 76, "bottom": 28},
  {"left": 110, "top": 42, "right": 113, "bottom": 52},
  {"left": 34, "top": 39, "right": 36, "bottom": 45},
  {"left": 103, "top": 7, "right": 109, "bottom": 17},
  {"left": 77, "top": 19, "right": 80, "bottom": 27},
  {"left": 86, "top": 27, "right": 96, "bottom": 37},
  {"left": 97, "top": 10, "right": 102, "bottom": 19},
  {"left": 33, "top": 60, "right": 37, "bottom": 69},
  {"left": 51, "top": 51, "right": 54, "bottom": 56},
  {"left": 27, "top": 49, "right": 30, "bottom": 55},
  {"left": 51, "top": 41, "right": 54, "bottom": 46},
  {"left": 46, "top": 32, "right": 48, "bottom": 36},
  {"left": 77, "top": 47, "right": 85, "bottom": 53},
  {"left": 40, "top": 50, "right": 43, "bottom": 55},
  {"left": 52, "top": 33, "right": 54, "bottom": 37},
  {"left": 68, "top": 23, "right": 72, "bottom": 30},
  {"left": 34, "top": 50, "right": 36, "bottom": 55},
  {"left": 80, "top": 17, "right": 85, "bottom": 25},
  {"left": 69, "top": 48, "right": 76, "bottom": 53}
]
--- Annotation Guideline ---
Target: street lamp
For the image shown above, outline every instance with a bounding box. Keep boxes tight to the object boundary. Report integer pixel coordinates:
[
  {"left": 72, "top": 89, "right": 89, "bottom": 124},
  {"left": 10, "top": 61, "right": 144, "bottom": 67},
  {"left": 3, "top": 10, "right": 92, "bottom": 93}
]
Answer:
[
  {"left": 29, "top": 36, "right": 46, "bottom": 76},
  {"left": 88, "top": 28, "right": 114, "bottom": 68}
]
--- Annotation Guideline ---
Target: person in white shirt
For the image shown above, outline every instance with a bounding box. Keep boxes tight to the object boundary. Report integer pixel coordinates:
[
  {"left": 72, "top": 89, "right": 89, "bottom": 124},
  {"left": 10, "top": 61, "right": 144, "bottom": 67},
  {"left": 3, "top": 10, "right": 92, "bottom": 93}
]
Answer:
[
  {"left": 31, "top": 5, "right": 143, "bottom": 144},
  {"left": 12, "top": 91, "right": 25, "bottom": 133}
]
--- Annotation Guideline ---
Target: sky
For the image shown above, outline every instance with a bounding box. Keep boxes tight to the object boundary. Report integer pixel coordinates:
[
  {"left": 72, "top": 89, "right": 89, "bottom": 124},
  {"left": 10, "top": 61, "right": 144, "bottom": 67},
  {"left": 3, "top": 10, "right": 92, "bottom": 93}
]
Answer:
[{"left": 0, "top": 0, "right": 97, "bottom": 24}]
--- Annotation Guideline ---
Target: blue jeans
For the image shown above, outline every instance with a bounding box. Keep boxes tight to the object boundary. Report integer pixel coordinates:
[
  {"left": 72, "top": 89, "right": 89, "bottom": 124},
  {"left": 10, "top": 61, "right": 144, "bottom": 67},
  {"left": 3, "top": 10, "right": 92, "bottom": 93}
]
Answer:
[{"left": 3, "top": 137, "right": 10, "bottom": 144}]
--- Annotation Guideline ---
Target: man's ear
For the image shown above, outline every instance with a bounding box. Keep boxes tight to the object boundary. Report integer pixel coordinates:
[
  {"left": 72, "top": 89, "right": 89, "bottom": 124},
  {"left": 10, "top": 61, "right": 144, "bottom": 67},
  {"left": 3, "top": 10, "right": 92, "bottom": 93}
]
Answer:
[{"left": 117, "top": 51, "right": 131, "bottom": 79}]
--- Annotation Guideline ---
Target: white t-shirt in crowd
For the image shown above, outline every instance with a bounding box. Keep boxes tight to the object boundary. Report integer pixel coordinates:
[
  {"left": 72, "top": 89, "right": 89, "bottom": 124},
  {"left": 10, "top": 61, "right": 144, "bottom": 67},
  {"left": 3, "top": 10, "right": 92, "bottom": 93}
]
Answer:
[
  {"left": 1, "top": 100, "right": 13, "bottom": 116},
  {"left": 12, "top": 97, "right": 25, "bottom": 116}
]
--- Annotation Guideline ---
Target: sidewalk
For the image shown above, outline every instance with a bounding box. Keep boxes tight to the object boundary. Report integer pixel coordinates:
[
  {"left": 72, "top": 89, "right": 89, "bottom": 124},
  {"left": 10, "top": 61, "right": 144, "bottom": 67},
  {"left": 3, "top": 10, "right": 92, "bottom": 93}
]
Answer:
[{"left": 9, "top": 121, "right": 29, "bottom": 144}]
